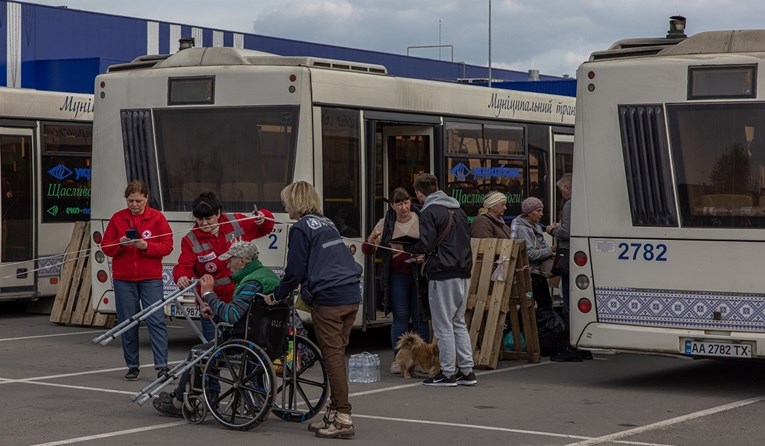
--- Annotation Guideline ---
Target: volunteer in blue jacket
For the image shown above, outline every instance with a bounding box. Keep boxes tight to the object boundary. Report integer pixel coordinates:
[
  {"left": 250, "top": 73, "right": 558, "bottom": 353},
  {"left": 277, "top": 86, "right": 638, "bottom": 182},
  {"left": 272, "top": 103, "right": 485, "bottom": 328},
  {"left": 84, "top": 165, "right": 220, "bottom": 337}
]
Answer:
[{"left": 264, "top": 181, "right": 362, "bottom": 440}]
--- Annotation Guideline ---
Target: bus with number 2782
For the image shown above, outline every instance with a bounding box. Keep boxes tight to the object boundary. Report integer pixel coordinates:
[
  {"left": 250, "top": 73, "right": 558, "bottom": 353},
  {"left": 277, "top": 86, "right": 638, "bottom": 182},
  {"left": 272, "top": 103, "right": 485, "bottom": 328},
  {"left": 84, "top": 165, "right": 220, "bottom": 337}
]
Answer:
[{"left": 570, "top": 17, "right": 765, "bottom": 359}]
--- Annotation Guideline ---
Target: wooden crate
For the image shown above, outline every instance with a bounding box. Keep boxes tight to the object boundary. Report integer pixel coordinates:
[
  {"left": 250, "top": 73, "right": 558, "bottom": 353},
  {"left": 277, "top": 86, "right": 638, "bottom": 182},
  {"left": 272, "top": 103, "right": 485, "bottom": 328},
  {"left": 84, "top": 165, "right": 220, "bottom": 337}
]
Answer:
[
  {"left": 466, "top": 238, "right": 540, "bottom": 369},
  {"left": 49, "top": 222, "right": 114, "bottom": 327}
]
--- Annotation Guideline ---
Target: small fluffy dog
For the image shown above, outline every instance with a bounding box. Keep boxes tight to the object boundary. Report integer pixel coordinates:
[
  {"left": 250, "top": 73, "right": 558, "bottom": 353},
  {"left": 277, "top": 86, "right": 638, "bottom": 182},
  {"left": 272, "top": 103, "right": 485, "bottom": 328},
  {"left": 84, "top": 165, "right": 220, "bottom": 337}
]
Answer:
[{"left": 394, "top": 331, "right": 439, "bottom": 379}]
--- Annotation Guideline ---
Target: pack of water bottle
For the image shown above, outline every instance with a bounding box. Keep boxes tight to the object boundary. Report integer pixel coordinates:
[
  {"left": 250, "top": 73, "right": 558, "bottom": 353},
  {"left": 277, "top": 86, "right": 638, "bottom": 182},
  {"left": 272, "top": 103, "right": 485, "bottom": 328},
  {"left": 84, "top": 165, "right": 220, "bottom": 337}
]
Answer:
[{"left": 347, "top": 352, "right": 380, "bottom": 383}]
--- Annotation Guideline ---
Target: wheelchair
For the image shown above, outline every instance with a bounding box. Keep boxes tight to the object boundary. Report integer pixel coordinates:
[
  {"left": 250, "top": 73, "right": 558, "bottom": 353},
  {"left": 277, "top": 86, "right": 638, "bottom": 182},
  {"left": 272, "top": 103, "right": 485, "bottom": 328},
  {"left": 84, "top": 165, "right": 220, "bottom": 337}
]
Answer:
[{"left": 132, "top": 296, "right": 329, "bottom": 431}]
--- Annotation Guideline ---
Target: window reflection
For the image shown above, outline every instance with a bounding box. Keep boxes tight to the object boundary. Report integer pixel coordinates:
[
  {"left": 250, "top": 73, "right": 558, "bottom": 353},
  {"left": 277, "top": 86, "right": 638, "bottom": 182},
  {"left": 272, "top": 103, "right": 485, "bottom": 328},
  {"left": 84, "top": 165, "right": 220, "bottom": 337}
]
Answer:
[
  {"left": 154, "top": 106, "right": 298, "bottom": 212},
  {"left": 669, "top": 103, "right": 765, "bottom": 227},
  {"left": 322, "top": 108, "right": 361, "bottom": 238}
]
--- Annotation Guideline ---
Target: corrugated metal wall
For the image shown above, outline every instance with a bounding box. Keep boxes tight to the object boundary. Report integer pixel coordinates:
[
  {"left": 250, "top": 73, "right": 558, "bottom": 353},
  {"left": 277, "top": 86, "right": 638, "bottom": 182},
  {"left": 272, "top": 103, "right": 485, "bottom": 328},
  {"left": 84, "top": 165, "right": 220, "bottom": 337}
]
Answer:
[{"left": 1, "top": 1, "right": 574, "bottom": 94}]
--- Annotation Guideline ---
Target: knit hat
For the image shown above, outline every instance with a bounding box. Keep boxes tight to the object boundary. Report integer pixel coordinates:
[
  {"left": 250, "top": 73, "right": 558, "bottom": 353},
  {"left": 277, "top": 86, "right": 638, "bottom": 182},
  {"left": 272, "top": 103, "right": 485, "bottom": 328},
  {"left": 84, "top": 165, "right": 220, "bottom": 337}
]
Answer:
[
  {"left": 482, "top": 191, "right": 506, "bottom": 209},
  {"left": 521, "top": 197, "right": 544, "bottom": 215},
  {"left": 219, "top": 239, "right": 259, "bottom": 261}
]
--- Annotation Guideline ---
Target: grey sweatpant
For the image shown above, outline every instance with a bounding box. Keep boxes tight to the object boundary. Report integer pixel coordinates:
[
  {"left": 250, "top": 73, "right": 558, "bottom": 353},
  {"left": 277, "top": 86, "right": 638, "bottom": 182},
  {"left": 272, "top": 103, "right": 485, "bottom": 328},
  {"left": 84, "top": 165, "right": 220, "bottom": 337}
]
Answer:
[{"left": 428, "top": 277, "right": 473, "bottom": 376}]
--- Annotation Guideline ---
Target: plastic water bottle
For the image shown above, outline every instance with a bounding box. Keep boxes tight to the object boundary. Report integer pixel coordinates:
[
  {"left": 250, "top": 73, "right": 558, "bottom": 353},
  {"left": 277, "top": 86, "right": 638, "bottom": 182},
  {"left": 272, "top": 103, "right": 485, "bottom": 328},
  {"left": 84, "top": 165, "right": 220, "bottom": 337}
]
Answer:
[
  {"left": 348, "top": 354, "right": 360, "bottom": 382},
  {"left": 371, "top": 353, "right": 381, "bottom": 382}
]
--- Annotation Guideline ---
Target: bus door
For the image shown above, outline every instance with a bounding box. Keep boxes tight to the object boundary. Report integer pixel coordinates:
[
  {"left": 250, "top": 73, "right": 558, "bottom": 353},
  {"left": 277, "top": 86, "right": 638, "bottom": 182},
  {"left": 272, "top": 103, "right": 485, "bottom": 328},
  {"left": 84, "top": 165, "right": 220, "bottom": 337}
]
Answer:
[
  {"left": 0, "top": 128, "right": 35, "bottom": 296},
  {"left": 552, "top": 132, "right": 574, "bottom": 218},
  {"left": 363, "top": 124, "right": 433, "bottom": 325}
]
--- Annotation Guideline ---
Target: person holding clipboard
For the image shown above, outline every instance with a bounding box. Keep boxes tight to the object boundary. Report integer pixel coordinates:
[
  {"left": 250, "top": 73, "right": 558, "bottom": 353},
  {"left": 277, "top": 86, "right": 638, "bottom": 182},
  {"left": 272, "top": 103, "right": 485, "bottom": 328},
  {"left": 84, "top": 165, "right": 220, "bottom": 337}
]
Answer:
[{"left": 361, "top": 187, "right": 430, "bottom": 375}]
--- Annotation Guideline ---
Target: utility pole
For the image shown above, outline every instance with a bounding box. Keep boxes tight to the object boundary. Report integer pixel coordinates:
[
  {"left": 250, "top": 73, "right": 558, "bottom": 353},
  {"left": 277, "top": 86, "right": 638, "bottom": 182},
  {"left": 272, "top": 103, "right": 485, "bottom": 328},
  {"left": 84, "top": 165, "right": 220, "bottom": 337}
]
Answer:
[{"left": 488, "top": 0, "right": 492, "bottom": 88}]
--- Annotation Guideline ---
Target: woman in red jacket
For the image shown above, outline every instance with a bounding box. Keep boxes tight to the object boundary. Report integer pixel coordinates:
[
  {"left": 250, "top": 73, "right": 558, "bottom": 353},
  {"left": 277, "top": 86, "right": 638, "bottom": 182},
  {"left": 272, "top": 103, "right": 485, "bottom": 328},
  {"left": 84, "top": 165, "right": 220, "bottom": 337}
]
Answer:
[
  {"left": 173, "top": 192, "right": 274, "bottom": 341},
  {"left": 101, "top": 180, "right": 174, "bottom": 381}
]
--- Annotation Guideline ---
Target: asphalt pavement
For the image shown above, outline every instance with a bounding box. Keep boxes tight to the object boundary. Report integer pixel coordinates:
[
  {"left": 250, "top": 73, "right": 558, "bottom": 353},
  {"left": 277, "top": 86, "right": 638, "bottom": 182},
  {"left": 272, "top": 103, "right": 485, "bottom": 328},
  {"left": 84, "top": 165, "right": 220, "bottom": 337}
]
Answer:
[{"left": 2, "top": 303, "right": 765, "bottom": 446}]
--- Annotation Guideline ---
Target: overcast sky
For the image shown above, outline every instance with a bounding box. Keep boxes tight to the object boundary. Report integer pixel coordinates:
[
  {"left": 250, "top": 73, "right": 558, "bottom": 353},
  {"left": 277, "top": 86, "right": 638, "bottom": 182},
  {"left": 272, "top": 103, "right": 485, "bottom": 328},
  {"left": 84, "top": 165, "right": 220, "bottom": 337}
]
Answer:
[{"left": 26, "top": 0, "right": 765, "bottom": 78}]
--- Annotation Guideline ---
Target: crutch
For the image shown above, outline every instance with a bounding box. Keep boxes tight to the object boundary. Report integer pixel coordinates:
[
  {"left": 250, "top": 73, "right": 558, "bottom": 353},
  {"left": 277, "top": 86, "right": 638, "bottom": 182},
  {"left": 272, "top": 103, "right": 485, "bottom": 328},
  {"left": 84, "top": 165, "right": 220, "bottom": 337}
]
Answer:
[
  {"left": 132, "top": 321, "right": 233, "bottom": 405},
  {"left": 132, "top": 343, "right": 216, "bottom": 405},
  {"left": 92, "top": 280, "right": 200, "bottom": 346}
]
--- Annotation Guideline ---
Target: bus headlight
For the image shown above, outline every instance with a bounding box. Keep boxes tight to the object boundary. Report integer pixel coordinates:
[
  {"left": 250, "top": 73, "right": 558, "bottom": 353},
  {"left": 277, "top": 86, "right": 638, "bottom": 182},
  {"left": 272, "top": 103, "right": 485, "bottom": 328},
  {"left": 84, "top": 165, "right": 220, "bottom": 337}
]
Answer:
[{"left": 575, "top": 274, "right": 590, "bottom": 290}]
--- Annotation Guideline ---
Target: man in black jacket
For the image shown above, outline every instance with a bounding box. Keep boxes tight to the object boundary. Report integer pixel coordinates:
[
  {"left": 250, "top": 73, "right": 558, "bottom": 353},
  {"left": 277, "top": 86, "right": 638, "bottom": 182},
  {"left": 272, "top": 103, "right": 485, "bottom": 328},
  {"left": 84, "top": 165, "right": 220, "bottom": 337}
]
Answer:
[{"left": 397, "top": 174, "right": 476, "bottom": 387}]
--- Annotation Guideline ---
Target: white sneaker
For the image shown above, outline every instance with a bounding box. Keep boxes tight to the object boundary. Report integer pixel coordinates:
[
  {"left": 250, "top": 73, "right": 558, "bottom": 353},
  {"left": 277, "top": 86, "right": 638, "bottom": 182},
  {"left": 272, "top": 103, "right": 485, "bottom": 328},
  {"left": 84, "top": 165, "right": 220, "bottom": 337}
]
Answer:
[{"left": 389, "top": 362, "right": 401, "bottom": 374}]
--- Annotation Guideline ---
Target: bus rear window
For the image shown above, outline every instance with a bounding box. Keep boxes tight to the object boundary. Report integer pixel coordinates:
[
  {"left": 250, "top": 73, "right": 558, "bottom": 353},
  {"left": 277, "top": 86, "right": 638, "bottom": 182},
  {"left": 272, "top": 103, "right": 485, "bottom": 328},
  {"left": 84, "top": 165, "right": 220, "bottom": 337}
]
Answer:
[
  {"left": 152, "top": 106, "right": 298, "bottom": 212},
  {"left": 668, "top": 102, "right": 765, "bottom": 228}
]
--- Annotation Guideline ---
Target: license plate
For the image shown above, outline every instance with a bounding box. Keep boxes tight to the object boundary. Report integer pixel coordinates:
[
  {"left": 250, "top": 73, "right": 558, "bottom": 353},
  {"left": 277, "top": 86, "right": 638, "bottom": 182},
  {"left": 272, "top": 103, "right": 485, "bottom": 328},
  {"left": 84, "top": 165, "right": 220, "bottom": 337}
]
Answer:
[
  {"left": 684, "top": 340, "right": 753, "bottom": 358},
  {"left": 183, "top": 306, "right": 200, "bottom": 318}
]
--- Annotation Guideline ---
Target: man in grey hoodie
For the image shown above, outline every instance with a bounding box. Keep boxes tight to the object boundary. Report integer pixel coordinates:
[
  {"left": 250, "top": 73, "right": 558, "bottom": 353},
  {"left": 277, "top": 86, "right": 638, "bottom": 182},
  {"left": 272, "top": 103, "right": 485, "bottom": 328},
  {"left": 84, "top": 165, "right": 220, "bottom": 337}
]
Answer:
[{"left": 397, "top": 174, "right": 475, "bottom": 387}]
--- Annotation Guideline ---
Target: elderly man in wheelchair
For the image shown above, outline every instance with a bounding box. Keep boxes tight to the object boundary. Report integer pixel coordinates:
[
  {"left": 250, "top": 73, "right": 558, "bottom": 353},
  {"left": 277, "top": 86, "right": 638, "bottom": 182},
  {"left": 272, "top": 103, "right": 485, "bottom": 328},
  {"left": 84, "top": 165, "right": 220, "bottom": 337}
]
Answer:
[{"left": 149, "top": 239, "right": 328, "bottom": 430}]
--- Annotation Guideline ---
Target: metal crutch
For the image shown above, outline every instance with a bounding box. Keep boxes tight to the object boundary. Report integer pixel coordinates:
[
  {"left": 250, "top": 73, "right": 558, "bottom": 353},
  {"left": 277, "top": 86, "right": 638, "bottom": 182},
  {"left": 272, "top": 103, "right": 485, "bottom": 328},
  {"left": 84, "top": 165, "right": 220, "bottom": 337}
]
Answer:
[{"left": 91, "top": 280, "right": 200, "bottom": 346}]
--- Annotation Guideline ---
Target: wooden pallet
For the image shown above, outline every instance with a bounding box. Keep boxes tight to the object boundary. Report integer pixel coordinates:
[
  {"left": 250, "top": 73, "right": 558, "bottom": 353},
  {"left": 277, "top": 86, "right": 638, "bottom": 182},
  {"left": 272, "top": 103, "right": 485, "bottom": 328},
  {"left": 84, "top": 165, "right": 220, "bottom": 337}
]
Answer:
[
  {"left": 466, "top": 238, "right": 540, "bottom": 369},
  {"left": 49, "top": 222, "right": 114, "bottom": 328},
  {"left": 500, "top": 241, "right": 540, "bottom": 364}
]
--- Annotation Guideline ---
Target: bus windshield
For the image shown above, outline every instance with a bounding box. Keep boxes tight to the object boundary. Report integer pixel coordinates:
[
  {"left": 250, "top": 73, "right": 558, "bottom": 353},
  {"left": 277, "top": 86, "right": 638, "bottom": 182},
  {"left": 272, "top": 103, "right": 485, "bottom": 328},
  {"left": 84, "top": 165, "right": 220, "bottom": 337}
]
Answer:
[{"left": 153, "top": 106, "right": 298, "bottom": 212}]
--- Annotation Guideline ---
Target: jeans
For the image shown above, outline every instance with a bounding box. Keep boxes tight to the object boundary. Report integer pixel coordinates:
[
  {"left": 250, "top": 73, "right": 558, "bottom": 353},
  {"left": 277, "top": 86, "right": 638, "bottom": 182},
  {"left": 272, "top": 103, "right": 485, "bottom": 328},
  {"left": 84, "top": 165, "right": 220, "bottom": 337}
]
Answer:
[
  {"left": 113, "top": 279, "right": 169, "bottom": 369},
  {"left": 201, "top": 317, "right": 215, "bottom": 342},
  {"left": 390, "top": 271, "right": 430, "bottom": 357}
]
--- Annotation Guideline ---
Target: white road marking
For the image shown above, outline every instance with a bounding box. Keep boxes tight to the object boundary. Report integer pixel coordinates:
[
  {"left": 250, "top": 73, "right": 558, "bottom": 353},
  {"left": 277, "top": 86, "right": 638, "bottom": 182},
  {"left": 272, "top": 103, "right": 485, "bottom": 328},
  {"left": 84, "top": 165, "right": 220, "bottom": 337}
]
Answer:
[
  {"left": 0, "top": 330, "right": 100, "bottom": 342},
  {"left": 6, "top": 351, "right": 749, "bottom": 446},
  {"left": 0, "top": 361, "right": 184, "bottom": 384},
  {"left": 27, "top": 421, "right": 187, "bottom": 446},
  {"left": 564, "top": 394, "right": 765, "bottom": 446},
  {"left": 0, "top": 324, "right": 188, "bottom": 343},
  {"left": 354, "top": 414, "right": 676, "bottom": 446}
]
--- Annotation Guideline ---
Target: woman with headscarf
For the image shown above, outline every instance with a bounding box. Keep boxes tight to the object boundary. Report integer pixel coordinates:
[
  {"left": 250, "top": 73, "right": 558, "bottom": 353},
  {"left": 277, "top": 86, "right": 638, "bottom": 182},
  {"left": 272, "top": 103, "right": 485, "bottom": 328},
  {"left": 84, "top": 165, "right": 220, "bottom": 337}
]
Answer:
[
  {"left": 510, "top": 196, "right": 556, "bottom": 310},
  {"left": 469, "top": 191, "right": 511, "bottom": 239}
]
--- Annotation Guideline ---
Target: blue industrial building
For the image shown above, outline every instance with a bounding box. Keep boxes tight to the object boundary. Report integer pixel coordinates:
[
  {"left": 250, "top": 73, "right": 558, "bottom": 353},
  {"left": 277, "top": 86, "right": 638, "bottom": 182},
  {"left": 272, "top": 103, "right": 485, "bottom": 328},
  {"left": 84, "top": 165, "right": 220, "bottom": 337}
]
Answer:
[{"left": 1, "top": 1, "right": 575, "bottom": 96}]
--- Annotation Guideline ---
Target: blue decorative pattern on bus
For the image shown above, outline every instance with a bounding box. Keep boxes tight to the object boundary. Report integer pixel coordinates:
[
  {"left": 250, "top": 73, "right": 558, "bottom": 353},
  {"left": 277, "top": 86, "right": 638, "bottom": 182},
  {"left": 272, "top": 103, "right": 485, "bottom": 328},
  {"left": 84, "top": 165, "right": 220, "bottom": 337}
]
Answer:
[
  {"left": 38, "top": 255, "right": 63, "bottom": 278},
  {"left": 595, "top": 287, "right": 765, "bottom": 331}
]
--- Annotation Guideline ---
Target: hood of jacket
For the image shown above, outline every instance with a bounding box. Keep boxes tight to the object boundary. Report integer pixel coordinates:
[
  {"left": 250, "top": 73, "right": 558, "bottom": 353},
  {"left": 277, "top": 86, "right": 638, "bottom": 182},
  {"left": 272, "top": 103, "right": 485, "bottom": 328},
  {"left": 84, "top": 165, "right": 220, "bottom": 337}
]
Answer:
[{"left": 422, "top": 190, "right": 461, "bottom": 210}]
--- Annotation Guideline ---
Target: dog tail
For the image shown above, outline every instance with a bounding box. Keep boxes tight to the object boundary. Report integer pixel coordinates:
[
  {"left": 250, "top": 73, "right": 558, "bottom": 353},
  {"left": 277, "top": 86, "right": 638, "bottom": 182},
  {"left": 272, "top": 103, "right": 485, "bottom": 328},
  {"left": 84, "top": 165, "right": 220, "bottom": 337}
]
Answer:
[{"left": 395, "top": 331, "right": 424, "bottom": 351}]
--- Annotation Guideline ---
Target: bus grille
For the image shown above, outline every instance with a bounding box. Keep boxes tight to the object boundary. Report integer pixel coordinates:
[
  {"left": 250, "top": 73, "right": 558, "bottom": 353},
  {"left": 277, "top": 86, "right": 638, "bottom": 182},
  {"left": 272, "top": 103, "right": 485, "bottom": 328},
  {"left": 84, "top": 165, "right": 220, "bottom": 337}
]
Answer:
[
  {"left": 120, "top": 109, "right": 160, "bottom": 209},
  {"left": 618, "top": 104, "right": 677, "bottom": 226}
]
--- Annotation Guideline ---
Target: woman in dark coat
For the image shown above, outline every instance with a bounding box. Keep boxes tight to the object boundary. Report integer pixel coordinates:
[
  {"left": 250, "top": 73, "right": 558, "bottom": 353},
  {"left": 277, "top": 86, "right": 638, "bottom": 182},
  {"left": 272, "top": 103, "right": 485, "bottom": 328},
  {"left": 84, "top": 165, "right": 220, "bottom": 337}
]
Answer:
[{"left": 362, "top": 187, "right": 430, "bottom": 374}]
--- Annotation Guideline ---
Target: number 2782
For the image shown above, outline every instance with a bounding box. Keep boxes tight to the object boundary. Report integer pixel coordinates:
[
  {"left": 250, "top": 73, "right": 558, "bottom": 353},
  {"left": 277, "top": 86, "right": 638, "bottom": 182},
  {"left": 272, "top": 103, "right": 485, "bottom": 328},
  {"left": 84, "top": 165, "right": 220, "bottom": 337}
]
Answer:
[{"left": 617, "top": 242, "right": 667, "bottom": 261}]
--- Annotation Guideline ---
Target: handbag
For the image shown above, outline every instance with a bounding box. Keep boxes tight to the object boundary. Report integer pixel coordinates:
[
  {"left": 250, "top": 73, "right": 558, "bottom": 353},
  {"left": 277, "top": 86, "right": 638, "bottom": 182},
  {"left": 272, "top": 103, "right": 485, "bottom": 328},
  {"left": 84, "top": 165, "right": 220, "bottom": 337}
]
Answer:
[{"left": 551, "top": 247, "right": 569, "bottom": 277}]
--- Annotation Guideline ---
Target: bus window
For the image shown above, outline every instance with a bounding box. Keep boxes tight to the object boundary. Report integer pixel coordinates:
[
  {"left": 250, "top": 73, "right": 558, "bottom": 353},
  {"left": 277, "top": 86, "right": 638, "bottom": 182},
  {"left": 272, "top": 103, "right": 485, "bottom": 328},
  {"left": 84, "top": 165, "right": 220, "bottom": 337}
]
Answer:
[
  {"left": 322, "top": 108, "right": 361, "bottom": 238},
  {"left": 668, "top": 102, "right": 765, "bottom": 228},
  {"left": 445, "top": 121, "right": 526, "bottom": 224},
  {"left": 41, "top": 123, "right": 92, "bottom": 223},
  {"left": 153, "top": 106, "right": 298, "bottom": 212}
]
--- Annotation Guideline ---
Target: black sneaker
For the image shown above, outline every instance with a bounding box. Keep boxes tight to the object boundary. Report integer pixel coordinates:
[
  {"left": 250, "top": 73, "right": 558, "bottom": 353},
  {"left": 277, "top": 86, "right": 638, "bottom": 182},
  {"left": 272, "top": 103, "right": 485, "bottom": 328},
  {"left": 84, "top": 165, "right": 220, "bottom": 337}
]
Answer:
[
  {"left": 550, "top": 347, "right": 584, "bottom": 362},
  {"left": 455, "top": 371, "right": 477, "bottom": 386},
  {"left": 156, "top": 367, "right": 170, "bottom": 379},
  {"left": 124, "top": 367, "right": 140, "bottom": 381},
  {"left": 423, "top": 372, "right": 457, "bottom": 387},
  {"left": 152, "top": 397, "right": 183, "bottom": 418}
]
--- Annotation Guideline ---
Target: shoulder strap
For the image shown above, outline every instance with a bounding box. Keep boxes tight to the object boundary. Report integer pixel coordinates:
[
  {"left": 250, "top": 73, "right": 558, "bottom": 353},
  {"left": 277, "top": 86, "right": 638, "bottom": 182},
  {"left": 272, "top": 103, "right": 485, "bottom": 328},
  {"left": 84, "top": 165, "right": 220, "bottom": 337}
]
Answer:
[{"left": 435, "top": 209, "right": 454, "bottom": 246}]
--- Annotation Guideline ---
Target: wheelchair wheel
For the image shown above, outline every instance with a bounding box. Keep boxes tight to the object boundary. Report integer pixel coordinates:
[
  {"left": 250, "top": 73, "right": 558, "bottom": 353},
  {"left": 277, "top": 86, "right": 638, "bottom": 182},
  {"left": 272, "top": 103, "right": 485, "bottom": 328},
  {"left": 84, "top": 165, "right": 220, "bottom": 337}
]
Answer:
[
  {"left": 203, "top": 340, "right": 275, "bottom": 430},
  {"left": 271, "top": 335, "right": 329, "bottom": 422},
  {"left": 182, "top": 395, "right": 206, "bottom": 424}
]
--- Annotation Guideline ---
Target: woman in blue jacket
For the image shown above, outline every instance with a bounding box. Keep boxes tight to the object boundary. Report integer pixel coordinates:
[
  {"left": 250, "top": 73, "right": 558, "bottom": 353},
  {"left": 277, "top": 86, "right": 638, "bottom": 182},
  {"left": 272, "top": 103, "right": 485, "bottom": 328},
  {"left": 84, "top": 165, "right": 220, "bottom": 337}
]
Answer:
[{"left": 265, "top": 181, "right": 361, "bottom": 440}]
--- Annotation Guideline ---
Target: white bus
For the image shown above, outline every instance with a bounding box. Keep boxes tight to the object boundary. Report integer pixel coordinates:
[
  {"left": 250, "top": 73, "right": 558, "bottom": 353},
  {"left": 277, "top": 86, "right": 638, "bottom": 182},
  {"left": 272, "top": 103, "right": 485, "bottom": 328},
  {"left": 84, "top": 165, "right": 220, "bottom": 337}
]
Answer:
[
  {"left": 570, "top": 18, "right": 765, "bottom": 359},
  {"left": 89, "top": 46, "right": 574, "bottom": 328},
  {"left": 0, "top": 88, "right": 93, "bottom": 303}
]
